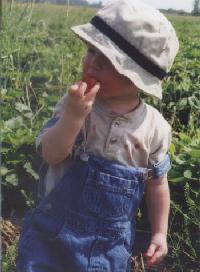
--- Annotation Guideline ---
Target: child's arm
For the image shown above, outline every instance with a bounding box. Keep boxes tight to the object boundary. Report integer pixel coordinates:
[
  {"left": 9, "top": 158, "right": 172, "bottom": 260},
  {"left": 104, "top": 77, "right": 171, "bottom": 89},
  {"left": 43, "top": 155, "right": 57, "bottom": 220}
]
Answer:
[
  {"left": 144, "top": 175, "right": 170, "bottom": 266},
  {"left": 41, "top": 81, "right": 100, "bottom": 165}
]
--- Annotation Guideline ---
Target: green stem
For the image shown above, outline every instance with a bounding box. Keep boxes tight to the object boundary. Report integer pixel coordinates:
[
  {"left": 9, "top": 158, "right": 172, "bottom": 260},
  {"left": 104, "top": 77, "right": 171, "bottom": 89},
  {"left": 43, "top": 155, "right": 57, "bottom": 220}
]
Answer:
[{"left": 0, "top": 0, "right": 2, "bottom": 30}]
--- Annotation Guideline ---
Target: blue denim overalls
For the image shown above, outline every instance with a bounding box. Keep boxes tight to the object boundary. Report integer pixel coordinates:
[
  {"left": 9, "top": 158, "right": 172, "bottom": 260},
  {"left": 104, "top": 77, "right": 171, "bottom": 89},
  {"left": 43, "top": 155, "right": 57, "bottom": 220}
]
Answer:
[{"left": 17, "top": 121, "right": 171, "bottom": 272}]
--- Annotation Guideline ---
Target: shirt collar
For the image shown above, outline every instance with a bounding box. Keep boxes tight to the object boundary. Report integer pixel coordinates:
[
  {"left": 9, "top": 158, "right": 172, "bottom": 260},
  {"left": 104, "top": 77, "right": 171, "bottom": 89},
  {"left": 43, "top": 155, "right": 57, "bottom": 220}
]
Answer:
[{"left": 94, "top": 97, "right": 146, "bottom": 122}]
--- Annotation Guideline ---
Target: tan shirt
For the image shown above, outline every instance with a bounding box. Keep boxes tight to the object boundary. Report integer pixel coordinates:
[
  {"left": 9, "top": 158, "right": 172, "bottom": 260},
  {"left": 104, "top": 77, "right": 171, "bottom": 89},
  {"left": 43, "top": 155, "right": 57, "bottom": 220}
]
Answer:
[{"left": 36, "top": 95, "right": 171, "bottom": 195}]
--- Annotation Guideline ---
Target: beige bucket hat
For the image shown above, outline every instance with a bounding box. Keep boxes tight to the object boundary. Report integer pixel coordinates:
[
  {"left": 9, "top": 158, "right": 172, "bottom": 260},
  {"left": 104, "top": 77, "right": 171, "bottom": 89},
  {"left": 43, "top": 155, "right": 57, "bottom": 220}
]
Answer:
[{"left": 71, "top": 0, "right": 179, "bottom": 99}]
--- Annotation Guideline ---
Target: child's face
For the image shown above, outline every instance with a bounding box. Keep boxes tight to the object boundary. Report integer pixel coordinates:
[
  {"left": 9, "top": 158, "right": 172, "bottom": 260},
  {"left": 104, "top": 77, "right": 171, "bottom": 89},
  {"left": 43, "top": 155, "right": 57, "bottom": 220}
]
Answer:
[{"left": 82, "top": 43, "right": 138, "bottom": 100}]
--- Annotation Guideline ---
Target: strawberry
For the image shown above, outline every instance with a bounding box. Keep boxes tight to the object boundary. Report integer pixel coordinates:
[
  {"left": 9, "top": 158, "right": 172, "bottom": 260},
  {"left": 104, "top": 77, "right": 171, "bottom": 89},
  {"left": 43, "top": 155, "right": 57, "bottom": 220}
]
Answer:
[{"left": 82, "top": 76, "right": 97, "bottom": 93}]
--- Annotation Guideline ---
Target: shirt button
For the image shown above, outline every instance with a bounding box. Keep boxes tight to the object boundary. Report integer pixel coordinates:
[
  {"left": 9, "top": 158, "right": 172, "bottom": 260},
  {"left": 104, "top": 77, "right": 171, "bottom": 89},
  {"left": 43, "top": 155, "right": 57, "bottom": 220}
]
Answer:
[
  {"left": 80, "top": 153, "right": 89, "bottom": 161},
  {"left": 114, "top": 121, "right": 120, "bottom": 127},
  {"left": 110, "top": 137, "right": 118, "bottom": 144}
]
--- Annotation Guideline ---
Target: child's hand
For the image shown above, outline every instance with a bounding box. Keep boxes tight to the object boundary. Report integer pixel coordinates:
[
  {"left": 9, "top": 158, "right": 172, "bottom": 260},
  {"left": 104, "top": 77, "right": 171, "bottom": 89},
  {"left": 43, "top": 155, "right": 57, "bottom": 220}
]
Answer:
[
  {"left": 144, "top": 233, "right": 168, "bottom": 267},
  {"left": 65, "top": 79, "right": 100, "bottom": 119}
]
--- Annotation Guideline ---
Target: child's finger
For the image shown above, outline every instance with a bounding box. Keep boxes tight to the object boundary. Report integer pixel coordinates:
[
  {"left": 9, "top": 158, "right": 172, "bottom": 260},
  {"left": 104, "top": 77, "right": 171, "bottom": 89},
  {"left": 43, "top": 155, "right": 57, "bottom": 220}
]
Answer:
[
  {"left": 69, "top": 81, "right": 86, "bottom": 97},
  {"left": 69, "top": 84, "right": 79, "bottom": 95},
  {"left": 145, "top": 243, "right": 157, "bottom": 258},
  {"left": 146, "top": 248, "right": 163, "bottom": 265},
  {"left": 69, "top": 81, "right": 80, "bottom": 93},
  {"left": 78, "top": 81, "right": 87, "bottom": 96}
]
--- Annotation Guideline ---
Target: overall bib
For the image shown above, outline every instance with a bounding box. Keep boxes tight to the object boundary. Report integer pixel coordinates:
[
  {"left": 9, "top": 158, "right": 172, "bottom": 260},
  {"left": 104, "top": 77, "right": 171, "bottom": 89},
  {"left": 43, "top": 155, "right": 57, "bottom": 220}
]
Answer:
[{"left": 17, "top": 130, "right": 171, "bottom": 272}]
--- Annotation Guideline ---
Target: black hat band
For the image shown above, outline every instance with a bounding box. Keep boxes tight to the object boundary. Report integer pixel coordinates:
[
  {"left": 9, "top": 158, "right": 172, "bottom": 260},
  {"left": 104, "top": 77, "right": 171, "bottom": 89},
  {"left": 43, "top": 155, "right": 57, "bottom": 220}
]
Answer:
[{"left": 90, "top": 16, "right": 167, "bottom": 80}]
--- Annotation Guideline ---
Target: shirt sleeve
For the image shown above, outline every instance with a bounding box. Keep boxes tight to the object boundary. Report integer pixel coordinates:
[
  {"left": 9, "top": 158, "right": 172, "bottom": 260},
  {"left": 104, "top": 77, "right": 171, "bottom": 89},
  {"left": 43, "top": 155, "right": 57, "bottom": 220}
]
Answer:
[
  {"left": 35, "top": 94, "right": 67, "bottom": 152},
  {"left": 148, "top": 117, "right": 172, "bottom": 177}
]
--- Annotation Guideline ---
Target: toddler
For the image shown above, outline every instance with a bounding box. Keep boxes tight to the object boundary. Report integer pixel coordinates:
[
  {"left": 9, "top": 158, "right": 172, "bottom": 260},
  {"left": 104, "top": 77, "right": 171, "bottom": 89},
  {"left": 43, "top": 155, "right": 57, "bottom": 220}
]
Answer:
[{"left": 17, "top": 0, "right": 179, "bottom": 271}]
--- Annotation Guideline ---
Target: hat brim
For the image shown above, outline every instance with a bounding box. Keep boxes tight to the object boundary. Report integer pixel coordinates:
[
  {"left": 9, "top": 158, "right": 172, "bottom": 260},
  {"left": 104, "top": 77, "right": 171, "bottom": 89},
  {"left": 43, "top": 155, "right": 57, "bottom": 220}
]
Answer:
[{"left": 71, "top": 23, "right": 163, "bottom": 100}]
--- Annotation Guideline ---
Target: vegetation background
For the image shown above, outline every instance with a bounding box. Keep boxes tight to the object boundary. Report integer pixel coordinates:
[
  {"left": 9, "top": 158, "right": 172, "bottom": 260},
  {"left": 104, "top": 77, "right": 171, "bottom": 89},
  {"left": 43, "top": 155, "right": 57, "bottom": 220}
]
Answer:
[{"left": 1, "top": 1, "right": 200, "bottom": 271}]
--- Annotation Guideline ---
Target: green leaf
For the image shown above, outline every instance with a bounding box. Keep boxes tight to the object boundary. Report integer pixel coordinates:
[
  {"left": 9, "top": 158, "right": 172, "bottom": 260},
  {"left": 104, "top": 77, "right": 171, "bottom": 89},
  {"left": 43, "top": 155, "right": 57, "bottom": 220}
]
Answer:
[
  {"left": 1, "top": 88, "right": 7, "bottom": 95},
  {"left": 15, "top": 102, "right": 31, "bottom": 112},
  {"left": 174, "top": 156, "right": 186, "bottom": 165},
  {"left": 4, "top": 116, "right": 24, "bottom": 129},
  {"left": 20, "top": 189, "right": 35, "bottom": 208},
  {"left": 23, "top": 112, "right": 33, "bottom": 118},
  {"left": 5, "top": 174, "right": 18, "bottom": 186},
  {"left": 0, "top": 167, "right": 11, "bottom": 176},
  {"left": 169, "top": 143, "right": 176, "bottom": 154},
  {"left": 178, "top": 98, "right": 188, "bottom": 108},
  {"left": 24, "top": 162, "right": 39, "bottom": 180},
  {"left": 188, "top": 148, "right": 200, "bottom": 158},
  {"left": 178, "top": 132, "right": 190, "bottom": 142},
  {"left": 184, "top": 170, "right": 192, "bottom": 179},
  {"left": 169, "top": 177, "right": 184, "bottom": 184}
]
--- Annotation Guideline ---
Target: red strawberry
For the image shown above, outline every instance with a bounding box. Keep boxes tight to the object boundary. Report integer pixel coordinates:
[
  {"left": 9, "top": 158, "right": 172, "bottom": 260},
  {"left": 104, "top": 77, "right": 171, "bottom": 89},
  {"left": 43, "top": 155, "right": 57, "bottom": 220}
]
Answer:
[{"left": 82, "top": 76, "right": 97, "bottom": 93}]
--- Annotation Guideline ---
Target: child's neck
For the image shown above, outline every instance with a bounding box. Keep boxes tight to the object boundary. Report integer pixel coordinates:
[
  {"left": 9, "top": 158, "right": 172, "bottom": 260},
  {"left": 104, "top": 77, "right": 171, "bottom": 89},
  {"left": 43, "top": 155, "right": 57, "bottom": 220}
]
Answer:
[{"left": 103, "top": 95, "right": 140, "bottom": 115}]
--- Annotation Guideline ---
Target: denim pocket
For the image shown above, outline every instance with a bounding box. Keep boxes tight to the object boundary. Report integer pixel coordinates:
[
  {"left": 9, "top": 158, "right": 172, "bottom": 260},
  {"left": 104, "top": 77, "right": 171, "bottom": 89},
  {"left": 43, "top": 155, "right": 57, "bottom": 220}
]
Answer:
[
  {"left": 88, "top": 235, "right": 131, "bottom": 272},
  {"left": 83, "top": 169, "right": 140, "bottom": 219}
]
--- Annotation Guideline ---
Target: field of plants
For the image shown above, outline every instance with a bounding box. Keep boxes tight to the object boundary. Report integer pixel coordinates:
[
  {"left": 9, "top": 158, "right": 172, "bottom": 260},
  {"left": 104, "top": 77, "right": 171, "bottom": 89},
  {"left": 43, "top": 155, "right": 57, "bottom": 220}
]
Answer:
[{"left": 1, "top": 2, "right": 200, "bottom": 271}]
